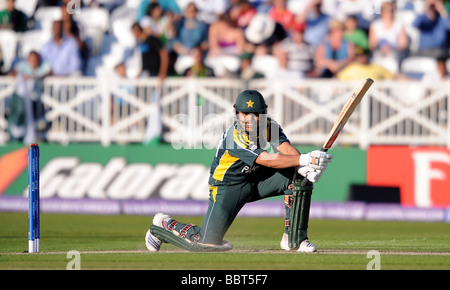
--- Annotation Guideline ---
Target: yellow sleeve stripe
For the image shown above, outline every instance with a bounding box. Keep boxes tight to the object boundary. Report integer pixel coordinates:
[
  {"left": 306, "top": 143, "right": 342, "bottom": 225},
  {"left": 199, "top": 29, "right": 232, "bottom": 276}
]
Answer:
[{"left": 212, "top": 150, "right": 239, "bottom": 181}]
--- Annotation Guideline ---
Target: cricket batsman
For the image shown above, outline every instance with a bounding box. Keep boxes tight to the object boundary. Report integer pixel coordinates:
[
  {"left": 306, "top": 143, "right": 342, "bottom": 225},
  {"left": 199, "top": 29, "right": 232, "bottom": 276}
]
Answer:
[{"left": 145, "top": 90, "right": 333, "bottom": 252}]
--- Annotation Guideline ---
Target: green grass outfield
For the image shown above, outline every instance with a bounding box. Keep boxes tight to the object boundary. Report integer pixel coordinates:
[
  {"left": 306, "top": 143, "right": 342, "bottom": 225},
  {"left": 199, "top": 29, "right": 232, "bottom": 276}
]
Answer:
[{"left": 0, "top": 212, "right": 449, "bottom": 270}]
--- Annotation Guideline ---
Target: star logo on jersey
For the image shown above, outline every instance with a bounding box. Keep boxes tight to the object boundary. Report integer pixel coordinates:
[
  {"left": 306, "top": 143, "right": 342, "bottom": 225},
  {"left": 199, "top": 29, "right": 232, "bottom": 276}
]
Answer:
[{"left": 246, "top": 100, "right": 254, "bottom": 108}]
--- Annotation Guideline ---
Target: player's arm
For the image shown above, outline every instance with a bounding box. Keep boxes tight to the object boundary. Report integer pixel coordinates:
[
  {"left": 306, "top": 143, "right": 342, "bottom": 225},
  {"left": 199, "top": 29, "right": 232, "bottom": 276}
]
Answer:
[
  {"left": 255, "top": 151, "right": 300, "bottom": 169},
  {"left": 277, "top": 141, "right": 300, "bottom": 156},
  {"left": 254, "top": 120, "right": 333, "bottom": 169},
  {"left": 254, "top": 141, "right": 301, "bottom": 168},
  {"left": 255, "top": 143, "right": 332, "bottom": 170},
  {"left": 255, "top": 139, "right": 302, "bottom": 167}
]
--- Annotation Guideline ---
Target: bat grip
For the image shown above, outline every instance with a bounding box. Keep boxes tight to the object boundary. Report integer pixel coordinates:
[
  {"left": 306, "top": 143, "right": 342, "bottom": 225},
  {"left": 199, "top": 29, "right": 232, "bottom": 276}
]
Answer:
[{"left": 300, "top": 148, "right": 328, "bottom": 186}]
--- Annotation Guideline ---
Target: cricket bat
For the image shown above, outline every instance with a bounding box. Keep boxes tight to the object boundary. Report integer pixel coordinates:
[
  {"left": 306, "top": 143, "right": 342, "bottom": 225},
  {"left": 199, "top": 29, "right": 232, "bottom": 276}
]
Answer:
[{"left": 301, "top": 78, "right": 374, "bottom": 186}]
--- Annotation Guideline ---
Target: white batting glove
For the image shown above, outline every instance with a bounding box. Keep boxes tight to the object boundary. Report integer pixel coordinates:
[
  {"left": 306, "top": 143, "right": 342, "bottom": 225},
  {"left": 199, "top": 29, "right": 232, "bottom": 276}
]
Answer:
[
  {"left": 299, "top": 150, "right": 333, "bottom": 171},
  {"left": 298, "top": 166, "right": 324, "bottom": 183}
]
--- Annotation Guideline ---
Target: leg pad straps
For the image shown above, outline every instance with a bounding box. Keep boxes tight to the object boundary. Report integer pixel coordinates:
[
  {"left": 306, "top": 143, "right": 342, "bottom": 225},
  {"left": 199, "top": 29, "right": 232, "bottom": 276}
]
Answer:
[{"left": 288, "top": 178, "right": 313, "bottom": 250}]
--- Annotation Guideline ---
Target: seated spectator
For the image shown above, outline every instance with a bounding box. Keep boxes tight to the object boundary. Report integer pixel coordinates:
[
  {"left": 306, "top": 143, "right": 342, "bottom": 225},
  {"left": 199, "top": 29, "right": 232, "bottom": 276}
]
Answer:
[
  {"left": 183, "top": 46, "right": 215, "bottom": 77},
  {"left": 422, "top": 56, "right": 450, "bottom": 81},
  {"left": 244, "top": 13, "right": 287, "bottom": 77},
  {"left": 331, "top": 0, "right": 374, "bottom": 30},
  {"left": 412, "top": 0, "right": 450, "bottom": 59},
  {"left": 110, "top": 62, "right": 132, "bottom": 125},
  {"left": 0, "top": 0, "right": 28, "bottom": 32},
  {"left": 113, "top": 62, "right": 127, "bottom": 79},
  {"left": 7, "top": 51, "right": 51, "bottom": 142},
  {"left": 172, "top": 2, "right": 209, "bottom": 75},
  {"left": 296, "top": 0, "right": 331, "bottom": 47},
  {"left": 229, "top": 0, "right": 257, "bottom": 29},
  {"left": 139, "top": 0, "right": 224, "bottom": 25},
  {"left": 314, "top": 19, "right": 355, "bottom": 78},
  {"left": 275, "top": 21, "right": 315, "bottom": 78},
  {"left": 244, "top": 12, "right": 287, "bottom": 51},
  {"left": 61, "top": 3, "right": 85, "bottom": 45},
  {"left": 337, "top": 48, "right": 396, "bottom": 81},
  {"left": 40, "top": 20, "right": 82, "bottom": 76},
  {"left": 436, "top": 56, "right": 449, "bottom": 79},
  {"left": 9, "top": 50, "right": 51, "bottom": 79},
  {"left": 130, "top": 22, "right": 168, "bottom": 80},
  {"left": 61, "top": 4, "right": 89, "bottom": 73},
  {"left": 368, "top": 1, "right": 409, "bottom": 59},
  {"left": 344, "top": 14, "right": 369, "bottom": 50},
  {"left": 268, "top": 0, "right": 295, "bottom": 31},
  {"left": 137, "top": 0, "right": 181, "bottom": 21},
  {"left": 204, "top": 12, "right": 245, "bottom": 77},
  {"left": 140, "top": 2, "right": 176, "bottom": 49}
]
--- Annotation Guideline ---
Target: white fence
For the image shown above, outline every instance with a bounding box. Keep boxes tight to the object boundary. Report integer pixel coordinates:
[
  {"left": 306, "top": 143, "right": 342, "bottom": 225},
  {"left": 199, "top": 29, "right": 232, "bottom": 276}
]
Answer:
[{"left": 0, "top": 77, "right": 449, "bottom": 148}]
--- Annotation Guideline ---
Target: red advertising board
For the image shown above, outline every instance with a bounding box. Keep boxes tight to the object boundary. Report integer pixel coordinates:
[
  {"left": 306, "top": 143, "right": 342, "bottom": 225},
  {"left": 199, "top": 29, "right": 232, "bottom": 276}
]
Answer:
[{"left": 367, "top": 146, "right": 450, "bottom": 208}]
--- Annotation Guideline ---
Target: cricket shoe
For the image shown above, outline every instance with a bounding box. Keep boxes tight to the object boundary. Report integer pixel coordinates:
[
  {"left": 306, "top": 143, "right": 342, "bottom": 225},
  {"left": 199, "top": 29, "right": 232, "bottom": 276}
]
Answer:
[
  {"left": 280, "top": 233, "right": 317, "bottom": 252},
  {"left": 153, "top": 212, "right": 171, "bottom": 229},
  {"left": 297, "top": 239, "right": 317, "bottom": 253},
  {"left": 145, "top": 229, "right": 161, "bottom": 252}
]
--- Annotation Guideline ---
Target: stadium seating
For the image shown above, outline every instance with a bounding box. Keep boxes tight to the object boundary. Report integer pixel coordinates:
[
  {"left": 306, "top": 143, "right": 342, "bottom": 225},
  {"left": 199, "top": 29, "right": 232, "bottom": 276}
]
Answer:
[
  {"left": 14, "top": 0, "right": 38, "bottom": 18},
  {"left": 33, "top": 6, "right": 62, "bottom": 33},
  {"left": 73, "top": 7, "right": 110, "bottom": 55},
  {"left": 401, "top": 56, "right": 438, "bottom": 74},
  {"left": 125, "top": 0, "right": 142, "bottom": 9},
  {"left": 110, "top": 5, "right": 136, "bottom": 45},
  {"left": 17, "top": 29, "right": 51, "bottom": 59},
  {"left": 371, "top": 56, "right": 399, "bottom": 75},
  {"left": 97, "top": 41, "right": 128, "bottom": 76},
  {"left": 110, "top": 16, "right": 135, "bottom": 49},
  {"left": 287, "top": 0, "right": 308, "bottom": 14},
  {"left": 0, "top": 29, "right": 18, "bottom": 74},
  {"left": 89, "top": 4, "right": 139, "bottom": 76}
]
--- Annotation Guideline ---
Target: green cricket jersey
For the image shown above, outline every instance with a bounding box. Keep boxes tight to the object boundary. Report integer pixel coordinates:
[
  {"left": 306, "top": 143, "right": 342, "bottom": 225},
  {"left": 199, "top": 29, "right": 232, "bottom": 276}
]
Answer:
[{"left": 210, "top": 118, "right": 289, "bottom": 182}]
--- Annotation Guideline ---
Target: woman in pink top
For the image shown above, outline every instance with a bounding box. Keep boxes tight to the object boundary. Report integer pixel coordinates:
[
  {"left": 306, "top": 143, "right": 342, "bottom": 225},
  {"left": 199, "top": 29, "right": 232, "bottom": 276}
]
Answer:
[{"left": 205, "top": 12, "right": 246, "bottom": 76}]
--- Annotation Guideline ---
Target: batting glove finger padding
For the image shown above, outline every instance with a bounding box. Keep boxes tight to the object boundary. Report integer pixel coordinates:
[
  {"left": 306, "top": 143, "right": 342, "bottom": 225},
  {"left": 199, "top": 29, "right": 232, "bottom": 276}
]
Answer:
[
  {"left": 299, "top": 150, "right": 333, "bottom": 171},
  {"left": 307, "top": 170, "right": 323, "bottom": 183},
  {"left": 297, "top": 166, "right": 324, "bottom": 183},
  {"left": 297, "top": 165, "right": 314, "bottom": 177}
]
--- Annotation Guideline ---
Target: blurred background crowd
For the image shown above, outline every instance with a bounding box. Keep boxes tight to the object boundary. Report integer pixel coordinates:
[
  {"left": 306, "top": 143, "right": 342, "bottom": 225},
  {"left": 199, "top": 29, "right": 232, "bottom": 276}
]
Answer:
[{"left": 1, "top": 0, "right": 450, "bottom": 84}]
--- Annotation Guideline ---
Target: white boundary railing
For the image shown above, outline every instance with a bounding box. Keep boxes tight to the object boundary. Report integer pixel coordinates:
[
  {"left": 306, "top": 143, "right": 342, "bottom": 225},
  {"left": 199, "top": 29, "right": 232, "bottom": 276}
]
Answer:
[{"left": 0, "top": 77, "right": 449, "bottom": 148}]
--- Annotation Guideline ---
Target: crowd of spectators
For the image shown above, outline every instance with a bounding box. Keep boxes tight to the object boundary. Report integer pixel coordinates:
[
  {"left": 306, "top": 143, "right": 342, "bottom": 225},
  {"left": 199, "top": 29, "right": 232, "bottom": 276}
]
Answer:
[
  {"left": 1, "top": 0, "right": 450, "bottom": 82},
  {"left": 1, "top": 0, "right": 450, "bottom": 143}
]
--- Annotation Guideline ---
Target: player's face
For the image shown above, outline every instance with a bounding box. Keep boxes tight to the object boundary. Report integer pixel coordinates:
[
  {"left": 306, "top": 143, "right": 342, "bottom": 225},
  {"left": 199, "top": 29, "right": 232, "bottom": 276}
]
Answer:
[{"left": 238, "top": 111, "right": 261, "bottom": 133}]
